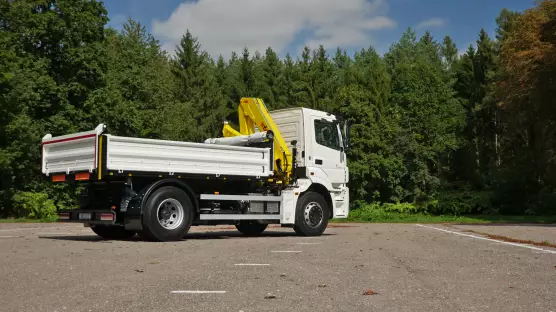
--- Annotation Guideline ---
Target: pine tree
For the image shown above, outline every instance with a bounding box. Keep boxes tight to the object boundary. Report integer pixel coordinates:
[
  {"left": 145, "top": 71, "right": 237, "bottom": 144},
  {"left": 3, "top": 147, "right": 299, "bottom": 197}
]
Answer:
[
  {"left": 295, "top": 46, "right": 314, "bottom": 107},
  {"left": 170, "top": 30, "right": 226, "bottom": 141},
  {"left": 277, "top": 53, "right": 297, "bottom": 108},
  {"left": 495, "top": 8, "right": 522, "bottom": 42},
  {"left": 386, "top": 29, "right": 465, "bottom": 201},
  {"left": 452, "top": 45, "right": 481, "bottom": 186},
  {"left": 440, "top": 36, "right": 459, "bottom": 71},
  {"left": 474, "top": 29, "right": 499, "bottom": 176},
  {"left": 332, "top": 47, "right": 352, "bottom": 91},
  {"left": 215, "top": 55, "right": 235, "bottom": 124},
  {"left": 260, "top": 47, "right": 282, "bottom": 109},
  {"left": 85, "top": 19, "right": 177, "bottom": 139},
  {"left": 239, "top": 47, "right": 255, "bottom": 96},
  {"left": 219, "top": 51, "right": 244, "bottom": 125},
  {"left": 250, "top": 49, "right": 269, "bottom": 103},
  {"left": 215, "top": 55, "right": 227, "bottom": 90},
  {"left": 339, "top": 47, "right": 402, "bottom": 201},
  {"left": 311, "top": 45, "right": 335, "bottom": 112}
]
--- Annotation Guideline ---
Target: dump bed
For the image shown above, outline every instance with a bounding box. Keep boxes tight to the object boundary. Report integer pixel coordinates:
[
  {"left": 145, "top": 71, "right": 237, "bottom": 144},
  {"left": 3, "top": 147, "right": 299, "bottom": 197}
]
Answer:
[
  {"left": 41, "top": 124, "right": 273, "bottom": 179},
  {"left": 41, "top": 124, "right": 104, "bottom": 176}
]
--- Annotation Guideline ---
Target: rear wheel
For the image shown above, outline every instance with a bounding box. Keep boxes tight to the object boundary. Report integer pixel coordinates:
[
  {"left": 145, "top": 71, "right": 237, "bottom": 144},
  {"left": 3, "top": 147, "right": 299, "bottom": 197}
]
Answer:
[
  {"left": 235, "top": 221, "right": 268, "bottom": 236},
  {"left": 91, "top": 225, "right": 136, "bottom": 240},
  {"left": 294, "top": 191, "right": 329, "bottom": 236},
  {"left": 140, "top": 186, "right": 194, "bottom": 242}
]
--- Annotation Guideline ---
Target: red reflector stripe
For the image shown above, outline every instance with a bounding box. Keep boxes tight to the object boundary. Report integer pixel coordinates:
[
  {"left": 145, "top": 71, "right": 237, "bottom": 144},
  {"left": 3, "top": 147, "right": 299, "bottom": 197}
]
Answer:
[
  {"left": 75, "top": 172, "right": 90, "bottom": 181},
  {"left": 52, "top": 175, "right": 66, "bottom": 182},
  {"left": 100, "top": 213, "right": 114, "bottom": 221},
  {"left": 42, "top": 133, "right": 96, "bottom": 145},
  {"left": 59, "top": 213, "right": 70, "bottom": 220}
]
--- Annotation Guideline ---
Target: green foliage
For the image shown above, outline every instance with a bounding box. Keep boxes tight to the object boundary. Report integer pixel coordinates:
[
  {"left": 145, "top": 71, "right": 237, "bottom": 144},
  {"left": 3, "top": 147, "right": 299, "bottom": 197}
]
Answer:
[
  {"left": 0, "top": 1, "right": 554, "bottom": 219},
  {"left": 347, "top": 188, "right": 493, "bottom": 219},
  {"left": 12, "top": 192, "right": 56, "bottom": 219},
  {"left": 493, "top": 1, "right": 556, "bottom": 215},
  {"left": 436, "top": 189, "right": 493, "bottom": 214},
  {"left": 0, "top": 0, "right": 108, "bottom": 217},
  {"left": 440, "top": 36, "right": 459, "bottom": 70},
  {"left": 346, "top": 202, "right": 436, "bottom": 222},
  {"left": 381, "top": 202, "right": 423, "bottom": 214},
  {"left": 339, "top": 204, "right": 556, "bottom": 223},
  {"left": 338, "top": 47, "right": 405, "bottom": 203},
  {"left": 385, "top": 28, "right": 466, "bottom": 202},
  {"left": 170, "top": 31, "right": 227, "bottom": 141}
]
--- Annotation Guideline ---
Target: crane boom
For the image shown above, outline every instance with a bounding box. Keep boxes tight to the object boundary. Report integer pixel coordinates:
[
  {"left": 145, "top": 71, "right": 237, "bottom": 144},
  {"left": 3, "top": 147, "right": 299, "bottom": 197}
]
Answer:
[{"left": 222, "top": 97, "right": 293, "bottom": 184}]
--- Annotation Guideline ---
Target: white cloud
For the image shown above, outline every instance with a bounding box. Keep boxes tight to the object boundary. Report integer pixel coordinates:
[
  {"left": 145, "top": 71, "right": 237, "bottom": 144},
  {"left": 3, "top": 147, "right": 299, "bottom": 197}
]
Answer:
[
  {"left": 152, "top": 0, "right": 396, "bottom": 58},
  {"left": 360, "top": 16, "right": 397, "bottom": 30},
  {"left": 415, "top": 18, "right": 446, "bottom": 30}
]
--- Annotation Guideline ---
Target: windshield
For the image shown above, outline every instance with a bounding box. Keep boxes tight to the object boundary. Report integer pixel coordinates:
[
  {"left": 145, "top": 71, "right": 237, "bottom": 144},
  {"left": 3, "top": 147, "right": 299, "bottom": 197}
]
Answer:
[{"left": 314, "top": 119, "right": 342, "bottom": 151}]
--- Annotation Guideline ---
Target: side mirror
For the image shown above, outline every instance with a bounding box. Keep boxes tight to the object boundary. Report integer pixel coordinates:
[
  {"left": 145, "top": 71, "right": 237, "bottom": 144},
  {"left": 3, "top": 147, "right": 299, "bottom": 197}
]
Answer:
[{"left": 343, "top": 120, "right": 351, "bottom": 152}]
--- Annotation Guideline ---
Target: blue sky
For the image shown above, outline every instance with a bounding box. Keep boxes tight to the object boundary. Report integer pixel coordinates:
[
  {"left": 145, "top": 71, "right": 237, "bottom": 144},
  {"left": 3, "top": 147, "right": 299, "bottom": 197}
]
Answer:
[{"left": 103, "top": 0, "right": 536, "bottom": 58}]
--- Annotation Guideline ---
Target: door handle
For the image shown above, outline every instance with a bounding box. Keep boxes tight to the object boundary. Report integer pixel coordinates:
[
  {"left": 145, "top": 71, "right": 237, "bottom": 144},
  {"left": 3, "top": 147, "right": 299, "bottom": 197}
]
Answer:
[{"left": 315, "top": 159, "right": 323, "bottom": 165}]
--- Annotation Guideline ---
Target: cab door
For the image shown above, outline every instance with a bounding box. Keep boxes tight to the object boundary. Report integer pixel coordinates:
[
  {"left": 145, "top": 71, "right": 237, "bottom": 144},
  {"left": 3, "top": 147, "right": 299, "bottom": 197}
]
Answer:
[{"left": 308, "top": 117, "right": 347, "bottom": 185}]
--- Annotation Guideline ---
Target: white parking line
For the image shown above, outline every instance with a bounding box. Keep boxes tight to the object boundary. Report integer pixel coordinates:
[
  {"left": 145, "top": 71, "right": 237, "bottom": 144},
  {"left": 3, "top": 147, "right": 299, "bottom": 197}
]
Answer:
[
  {"left": 234, "top": 263, "right": 270, "bottom": 266},
  {"left": 0, "top": 226, "right": 80, "bottom": 232},
  {"left": 171, "top": 290, "right": 226, "bottom": 294},
  {"left": 0, "top": 236, "right": 21, "bottom": 238},
  {"left": 0, "top": 227, "right": 43, "bottom": 232},
  {"left": 271, "top": 250, "right": 302, "bottom": 253},
  {"left": 532, "top": 250, "right": 555, "bottom": 254},
  {"left": 416, "top": 224, "right": 556, "bottom": 254}
]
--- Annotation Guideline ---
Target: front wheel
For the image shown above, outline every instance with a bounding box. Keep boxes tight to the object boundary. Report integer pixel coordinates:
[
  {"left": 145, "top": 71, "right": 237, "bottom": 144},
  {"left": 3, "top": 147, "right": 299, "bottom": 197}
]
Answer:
[
  {"left": 91, "top": 225, "right": 136, "bottom": 240},
  {"left": 294, "top": 191, "right": 329, "bottom": 236},
  {"left": 235, "top": 221, "right": 268, "bottom": 236}
]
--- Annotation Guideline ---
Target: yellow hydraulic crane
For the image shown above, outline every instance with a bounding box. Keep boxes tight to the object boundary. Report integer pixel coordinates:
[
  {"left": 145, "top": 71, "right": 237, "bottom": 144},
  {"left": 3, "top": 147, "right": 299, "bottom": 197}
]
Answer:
[{"left": 222, "top": 97, "right": 293, "bottom": 184}]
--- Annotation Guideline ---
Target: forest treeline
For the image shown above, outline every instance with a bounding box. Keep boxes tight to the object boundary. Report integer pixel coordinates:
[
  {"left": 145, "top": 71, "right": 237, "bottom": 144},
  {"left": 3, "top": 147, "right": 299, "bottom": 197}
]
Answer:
[{"left": 1, "top": 0, "right": 555, "bottom": 218}]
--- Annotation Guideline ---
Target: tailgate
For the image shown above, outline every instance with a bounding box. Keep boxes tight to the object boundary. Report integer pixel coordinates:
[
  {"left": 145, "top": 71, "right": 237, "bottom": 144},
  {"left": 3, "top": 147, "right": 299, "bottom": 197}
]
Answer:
[{"left": 42, "top": 124, "right": 105, "bottom": 177}]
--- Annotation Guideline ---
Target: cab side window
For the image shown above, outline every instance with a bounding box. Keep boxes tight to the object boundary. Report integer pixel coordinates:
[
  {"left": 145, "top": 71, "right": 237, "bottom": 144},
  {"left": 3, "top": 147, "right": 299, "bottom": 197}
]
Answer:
[{"left": 314, "top": 119, "right": 341, "bottom": 151}]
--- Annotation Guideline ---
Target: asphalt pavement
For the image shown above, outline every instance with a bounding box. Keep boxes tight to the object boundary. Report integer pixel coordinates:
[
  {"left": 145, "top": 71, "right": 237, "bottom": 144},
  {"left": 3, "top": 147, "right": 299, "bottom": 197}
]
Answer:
[{"left": 0, "top": 222, "right": 554, "bottom": 312}]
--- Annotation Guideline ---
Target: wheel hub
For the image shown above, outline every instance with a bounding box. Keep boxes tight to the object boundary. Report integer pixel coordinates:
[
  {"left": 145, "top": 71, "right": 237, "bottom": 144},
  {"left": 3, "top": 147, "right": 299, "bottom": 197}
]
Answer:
[
  {"left": 304, "top": 202, "right": 324, "bottom": 228},
  {"left": 156, "top": 198, "right": 184, "bottom": 230}
]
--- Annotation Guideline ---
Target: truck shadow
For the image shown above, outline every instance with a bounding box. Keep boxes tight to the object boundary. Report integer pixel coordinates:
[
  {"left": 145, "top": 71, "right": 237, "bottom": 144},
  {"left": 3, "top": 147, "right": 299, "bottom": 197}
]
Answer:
[
  {"left": 186, "top": 231, "right": 335, "bottom": 240},
  {"left": 38, "top": 230, "right": 336, "bottom": 242}
]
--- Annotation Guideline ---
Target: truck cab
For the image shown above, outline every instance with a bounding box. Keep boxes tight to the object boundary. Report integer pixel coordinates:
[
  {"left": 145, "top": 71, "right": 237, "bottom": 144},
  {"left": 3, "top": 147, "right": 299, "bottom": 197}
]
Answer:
[{"left": 270, "top": 107, "right": 350, "bottom": 219}]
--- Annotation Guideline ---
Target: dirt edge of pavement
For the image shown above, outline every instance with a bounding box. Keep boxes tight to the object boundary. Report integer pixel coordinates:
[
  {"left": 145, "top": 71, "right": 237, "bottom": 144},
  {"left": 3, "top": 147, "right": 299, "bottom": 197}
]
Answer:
[{"left": 445, "top": 225, "right": 556, "bottom": 248}]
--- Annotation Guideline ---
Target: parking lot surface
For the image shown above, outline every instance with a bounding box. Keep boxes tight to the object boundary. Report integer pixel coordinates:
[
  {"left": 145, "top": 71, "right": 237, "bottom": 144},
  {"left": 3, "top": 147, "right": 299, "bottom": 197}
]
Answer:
[{"left": 0, "top": 222, "right": 554, "bottom": 312}]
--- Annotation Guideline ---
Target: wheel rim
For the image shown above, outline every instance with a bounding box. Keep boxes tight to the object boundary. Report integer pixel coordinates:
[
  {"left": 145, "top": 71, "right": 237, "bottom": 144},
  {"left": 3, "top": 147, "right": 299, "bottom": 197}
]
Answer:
[
  {"left": 304, "top": 202, "right": 324, "bottom": 228},
  {"left": 156, "top": 198, "right": 184, "bottom": 230}
]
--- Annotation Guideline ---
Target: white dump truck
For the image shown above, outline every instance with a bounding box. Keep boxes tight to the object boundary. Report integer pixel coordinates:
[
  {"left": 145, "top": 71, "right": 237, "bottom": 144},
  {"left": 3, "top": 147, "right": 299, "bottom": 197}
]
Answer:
[{"left": 41, "top": 98, "right": 350, "bottom": 241}]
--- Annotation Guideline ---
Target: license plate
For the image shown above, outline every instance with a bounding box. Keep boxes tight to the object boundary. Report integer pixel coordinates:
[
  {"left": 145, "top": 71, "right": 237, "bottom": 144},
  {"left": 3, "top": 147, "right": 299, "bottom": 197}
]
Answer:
[{"left": 79, "top": 212, "right": 92, "bottom": 220}]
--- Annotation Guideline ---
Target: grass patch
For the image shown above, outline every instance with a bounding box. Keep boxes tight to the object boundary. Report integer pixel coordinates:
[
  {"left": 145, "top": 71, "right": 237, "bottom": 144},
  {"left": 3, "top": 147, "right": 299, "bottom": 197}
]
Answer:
[
  {"left": 331, "top": 205, "right": 556, "bottom": 224},
  {"left": 0, "top": 216, "right": 59, "bottom": 223}
]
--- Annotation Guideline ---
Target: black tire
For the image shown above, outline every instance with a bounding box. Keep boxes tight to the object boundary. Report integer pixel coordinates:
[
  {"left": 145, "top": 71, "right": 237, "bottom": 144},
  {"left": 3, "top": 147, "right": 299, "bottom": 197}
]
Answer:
[
  {"left": 140, "top": 186, "right": 194, "bottom": 242},
  {"left": 91, "top": 225, "right": 136, "bottom": 240},
  {"left": 293, "top": 191, "right": 329, "bottom": 236},
  {"left": 235, "top": 221, "right": 268, "bottom": 236}
]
